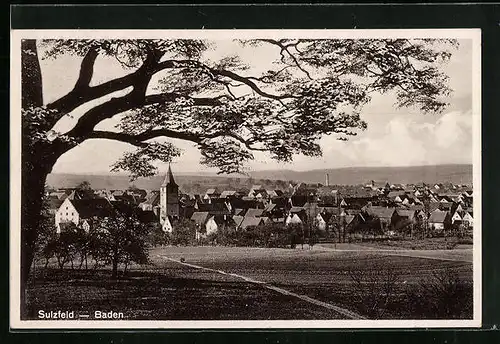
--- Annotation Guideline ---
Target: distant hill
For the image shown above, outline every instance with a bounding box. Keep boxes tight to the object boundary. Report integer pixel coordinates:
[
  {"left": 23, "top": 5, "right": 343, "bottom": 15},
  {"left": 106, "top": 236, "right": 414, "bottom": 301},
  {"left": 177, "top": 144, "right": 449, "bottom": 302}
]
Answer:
[
  {"left": 249, "top": 164, "right": 473, "bottom": 185},
  {"left": 46, "top": 164, "right": 472, "bottom": 191}
]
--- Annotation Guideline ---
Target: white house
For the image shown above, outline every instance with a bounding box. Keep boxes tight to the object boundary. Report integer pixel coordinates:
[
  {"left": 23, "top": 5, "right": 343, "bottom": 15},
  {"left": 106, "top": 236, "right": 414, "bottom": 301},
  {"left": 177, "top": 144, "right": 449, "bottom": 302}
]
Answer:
[
  {"left": 162, "top": 216, "right": 173, "bottom": 233},
  {"left": 285, "top": 213, "right": 303, "bottom": 226},
  {"left": 191, "top": 212, "right": 218, "bottom": 240},
  {"left": 55, "top": 198, "right": 80, "bottom": 233},
  {"left": 428, "top": 210, "right": 448, "bottom": 230},
  {"left": 315, "top": 213, "right": 327, "bottom": 231},
  {"left": 462, "top": 212, "right": 474, "bottom": 227},
  {"left": 451, "top": 211, "right": 462, "bottom": 224},
  {"left": 55, "top": 198, "right": 113, "bottom": 233}
]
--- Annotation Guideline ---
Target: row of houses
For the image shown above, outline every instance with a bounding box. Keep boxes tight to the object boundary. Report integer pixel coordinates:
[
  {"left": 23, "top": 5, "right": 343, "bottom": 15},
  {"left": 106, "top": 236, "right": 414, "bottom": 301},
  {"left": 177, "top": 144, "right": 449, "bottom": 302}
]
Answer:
[{"left": 46, "top": 168, "right": 473, "bottom": 238}]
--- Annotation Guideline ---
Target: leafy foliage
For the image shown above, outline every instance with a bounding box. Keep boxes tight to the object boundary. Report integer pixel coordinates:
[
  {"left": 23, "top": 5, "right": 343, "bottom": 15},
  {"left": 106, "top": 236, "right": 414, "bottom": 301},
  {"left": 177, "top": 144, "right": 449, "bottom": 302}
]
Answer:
[
  {"left": 32, "top": 38, "right": 457, "bottom": 179},
  {"left": 94, "top": 206, "right": 150, "bottom": 277},
  {"left": 110, "top": 141, "right": 182, "bottom": 179},
  {"left": 171, "top": 219, "right": 197, "bottom": 246}
]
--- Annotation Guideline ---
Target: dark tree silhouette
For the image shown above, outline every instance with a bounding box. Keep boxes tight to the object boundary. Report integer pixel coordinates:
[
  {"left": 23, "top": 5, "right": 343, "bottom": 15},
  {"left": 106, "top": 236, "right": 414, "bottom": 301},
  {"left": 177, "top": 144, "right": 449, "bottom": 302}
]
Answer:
[{"left": 21, "top": 38, "right": 457, "bottom": 312}]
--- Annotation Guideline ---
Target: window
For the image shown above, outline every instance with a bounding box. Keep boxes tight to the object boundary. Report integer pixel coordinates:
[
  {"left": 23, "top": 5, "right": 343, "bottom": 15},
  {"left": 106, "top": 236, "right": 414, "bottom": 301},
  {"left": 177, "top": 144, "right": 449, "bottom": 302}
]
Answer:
[
  {"left": 66, "top": 212, "right": 68, "bottom": 216},
  {"left": 72, "top": 212, "right": 74, "bottom": 217}
]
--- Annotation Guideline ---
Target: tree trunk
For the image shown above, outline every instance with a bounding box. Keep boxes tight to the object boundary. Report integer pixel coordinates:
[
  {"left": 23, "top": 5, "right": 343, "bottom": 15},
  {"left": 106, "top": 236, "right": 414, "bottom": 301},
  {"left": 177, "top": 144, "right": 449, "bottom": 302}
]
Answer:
[
  {"left": 20, "top": 39, "right": 45, "bottom": 319},
  {"left": 112, "top": 259, "right": 118, "bottom": 279}
]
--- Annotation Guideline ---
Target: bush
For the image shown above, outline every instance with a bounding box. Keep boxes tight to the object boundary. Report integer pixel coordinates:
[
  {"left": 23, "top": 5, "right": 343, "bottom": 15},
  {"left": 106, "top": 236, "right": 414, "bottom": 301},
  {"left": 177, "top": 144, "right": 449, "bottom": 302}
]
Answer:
[
  {"left": 406, "top": 268, "right": 473, "bottom": 319},
  {"left": 171, "top": 219, "right": 197, "bottom": 246},
  {"left": 348, "top": 267, "right": 402, "bottom": 318}
]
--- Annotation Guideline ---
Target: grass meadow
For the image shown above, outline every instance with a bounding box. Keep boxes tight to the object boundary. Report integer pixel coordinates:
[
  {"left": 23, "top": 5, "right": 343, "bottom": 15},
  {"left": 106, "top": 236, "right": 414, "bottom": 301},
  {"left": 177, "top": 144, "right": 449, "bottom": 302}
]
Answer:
[{"left": 25, "top": 245, "right": 473, "bottom": 321}]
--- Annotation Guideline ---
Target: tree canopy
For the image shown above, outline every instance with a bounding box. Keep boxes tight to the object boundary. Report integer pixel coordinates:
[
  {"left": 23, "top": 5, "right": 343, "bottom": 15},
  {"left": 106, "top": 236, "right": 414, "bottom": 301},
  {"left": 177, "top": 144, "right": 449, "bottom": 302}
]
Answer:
[{"left": 25, "top": 38, "right": 457, "bottom": 178}]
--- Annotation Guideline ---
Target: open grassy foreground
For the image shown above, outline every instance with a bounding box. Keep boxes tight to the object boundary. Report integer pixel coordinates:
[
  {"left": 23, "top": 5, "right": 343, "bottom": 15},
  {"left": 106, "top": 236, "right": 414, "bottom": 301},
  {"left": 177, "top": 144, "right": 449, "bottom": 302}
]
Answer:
[{"left": 25, "top": 245, "right": 473, "bottom": 320}]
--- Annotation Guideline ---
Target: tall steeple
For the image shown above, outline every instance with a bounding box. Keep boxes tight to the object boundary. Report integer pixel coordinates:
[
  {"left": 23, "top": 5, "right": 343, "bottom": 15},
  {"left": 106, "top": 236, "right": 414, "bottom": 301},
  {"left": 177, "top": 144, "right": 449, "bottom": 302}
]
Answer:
[
  {"left": 159, "top": 163, "right": 180, "bottom": 226},
  {"left": 162, "top": 163, "right": 177, "bottom": 187}
]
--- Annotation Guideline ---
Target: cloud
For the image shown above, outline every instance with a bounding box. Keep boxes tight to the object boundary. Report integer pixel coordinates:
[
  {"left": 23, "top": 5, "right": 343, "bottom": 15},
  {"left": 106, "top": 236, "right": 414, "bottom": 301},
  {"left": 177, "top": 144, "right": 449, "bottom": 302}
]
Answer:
[{"left": 433, "top": 111, "right": 472, "bottom": 149}]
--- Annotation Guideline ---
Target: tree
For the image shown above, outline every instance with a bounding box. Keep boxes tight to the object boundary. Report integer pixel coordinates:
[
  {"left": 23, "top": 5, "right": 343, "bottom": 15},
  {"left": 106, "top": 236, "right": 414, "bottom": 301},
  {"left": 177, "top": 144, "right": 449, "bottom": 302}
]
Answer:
[
  {"left": 77, "top": 180, "right": 92, "bottom": 191},
  {"left": 94, "top": 207, "right": 150, "bottom": 278},
  {"left": 171, "top": 219, "right": 197, "bottom": 246},
  {"left": 20, "top": 37, "right": 457, "bottom": 310}
]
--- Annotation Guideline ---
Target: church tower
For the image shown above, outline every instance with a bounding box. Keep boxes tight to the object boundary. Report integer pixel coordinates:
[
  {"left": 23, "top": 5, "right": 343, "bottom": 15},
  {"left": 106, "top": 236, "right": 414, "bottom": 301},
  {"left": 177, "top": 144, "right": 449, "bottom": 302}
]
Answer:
[{"left": 160, "top": 164, "right": 179, "bottom": 226}]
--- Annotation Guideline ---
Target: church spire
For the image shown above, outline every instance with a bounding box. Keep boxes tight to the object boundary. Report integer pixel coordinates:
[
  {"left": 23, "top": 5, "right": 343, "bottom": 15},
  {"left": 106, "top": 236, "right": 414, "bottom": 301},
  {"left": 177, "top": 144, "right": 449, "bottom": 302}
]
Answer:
[{"left": 162, "top": 163, "right": 177, "bottom": 187}]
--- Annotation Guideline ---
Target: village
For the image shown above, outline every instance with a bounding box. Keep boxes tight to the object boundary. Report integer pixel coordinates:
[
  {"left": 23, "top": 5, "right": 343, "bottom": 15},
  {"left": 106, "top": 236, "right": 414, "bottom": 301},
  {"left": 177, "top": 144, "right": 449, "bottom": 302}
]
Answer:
[{"left": 46, "top": 165, "right": 474, "bottom": 245}]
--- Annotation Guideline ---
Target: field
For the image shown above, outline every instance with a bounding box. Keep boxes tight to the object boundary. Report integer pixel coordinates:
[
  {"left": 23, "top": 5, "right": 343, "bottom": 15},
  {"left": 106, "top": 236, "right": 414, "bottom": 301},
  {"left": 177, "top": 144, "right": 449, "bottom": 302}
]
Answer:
[{"left": 25, "top": 245, "right": 473, "bottom": 321}]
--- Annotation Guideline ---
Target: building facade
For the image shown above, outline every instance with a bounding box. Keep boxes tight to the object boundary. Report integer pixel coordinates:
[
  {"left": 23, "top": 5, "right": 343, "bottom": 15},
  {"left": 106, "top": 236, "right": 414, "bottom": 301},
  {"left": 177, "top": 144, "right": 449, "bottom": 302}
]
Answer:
[{"left": 160, "top": 164, "right": 180, "bottom": 228}]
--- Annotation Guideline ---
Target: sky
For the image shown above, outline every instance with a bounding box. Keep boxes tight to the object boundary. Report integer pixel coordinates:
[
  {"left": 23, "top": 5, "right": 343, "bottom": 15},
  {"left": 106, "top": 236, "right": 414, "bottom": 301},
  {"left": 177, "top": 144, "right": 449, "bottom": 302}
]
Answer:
[{"left": 41, "top": 38, "right": 475, "bottom": 174}]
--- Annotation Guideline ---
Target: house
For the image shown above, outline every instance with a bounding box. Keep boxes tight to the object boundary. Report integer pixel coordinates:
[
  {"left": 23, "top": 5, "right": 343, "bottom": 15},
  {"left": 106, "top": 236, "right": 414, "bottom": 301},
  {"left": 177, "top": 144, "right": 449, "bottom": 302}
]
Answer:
[
  {"left": 369, "top": 180, "right": 390, "bottom": 191},
  {"left": 196, "top": 201, "right": 231, "bottom": 216},
  {"left": 220, "top": 190, "right": 237, "bottom": 199},
  {"left": 248, "top": 185, "right": 266, "bottom": 198},
  {"left": 162, "top": 216, "right": 173, "bottom": 233},
  {"left": 391, "top": 209, "right": 417, "bottom": 232},
  {"left": 204, "top": 188, "right": 220, "bottom": 201},
  {"left": 450, "top": 210, "right": 463, "bottom": 225},
  {"left": 428, "top": 210, "right": 449, "bottom": 231},
  {"left": 239, "top": 216, "right": 266, "bottom": 230},
  {"left": 191, "top": 211, "right": 218, "bottom": 238},
  {"left": 49, "top": 191, "right": 69, "bottom": 201},
  {"left": 232, "top": 215, "right": 245, "bottom": 229},
  {"left": 461, "top": 211, "right": 474, "bottom": 227},
  {"left": 47, "top": 198, "right": 64, "bottom": 215},
  {"left": 362, "top": 205, "right": 395, "bottom": 231},
  {"left": 315, "top": 213, "right": 327, "bottom": 231},
  {"left": 245, "top": 208, "right": 265, "bottom": 218},
  {"left": 55, "top": 198, "right": 114, "bottom": 233},
  {"left": 285, "top": 213, "right": 303, "bottom": 226}
]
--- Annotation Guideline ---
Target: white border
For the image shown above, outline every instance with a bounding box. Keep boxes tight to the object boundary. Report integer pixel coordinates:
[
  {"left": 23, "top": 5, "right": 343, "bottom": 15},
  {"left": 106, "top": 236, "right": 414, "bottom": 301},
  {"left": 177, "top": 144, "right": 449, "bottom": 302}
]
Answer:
[{"left": 10, "top": 29, "right": 482, "bottom": 329}]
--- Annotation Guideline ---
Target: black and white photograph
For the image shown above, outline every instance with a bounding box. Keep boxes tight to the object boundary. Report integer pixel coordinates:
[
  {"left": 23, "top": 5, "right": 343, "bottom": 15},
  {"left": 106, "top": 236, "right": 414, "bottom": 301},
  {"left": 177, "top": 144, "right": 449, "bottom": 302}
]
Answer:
[{"left": 10, "top": 29, "right": 481, "bottom": 328}]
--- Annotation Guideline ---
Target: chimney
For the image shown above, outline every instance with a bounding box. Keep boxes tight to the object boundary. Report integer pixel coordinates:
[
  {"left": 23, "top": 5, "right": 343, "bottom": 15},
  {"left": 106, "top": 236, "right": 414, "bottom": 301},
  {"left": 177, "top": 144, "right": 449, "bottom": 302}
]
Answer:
[{"left": 325, "top": 173, "right": 330, "bottom": 187}]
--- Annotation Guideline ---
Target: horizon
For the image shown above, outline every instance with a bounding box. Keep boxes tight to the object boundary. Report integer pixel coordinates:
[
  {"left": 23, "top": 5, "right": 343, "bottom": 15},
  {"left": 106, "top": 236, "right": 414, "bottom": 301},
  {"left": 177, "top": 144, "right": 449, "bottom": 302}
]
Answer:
[{"left": 48, "top": 163, "right": 473, "bottom": 177}]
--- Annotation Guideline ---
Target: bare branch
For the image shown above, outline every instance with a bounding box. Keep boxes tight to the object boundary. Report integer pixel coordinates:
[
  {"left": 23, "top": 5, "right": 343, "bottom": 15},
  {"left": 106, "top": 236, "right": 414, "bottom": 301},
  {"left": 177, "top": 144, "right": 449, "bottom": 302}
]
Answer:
[{"left": 260, "top": 39, "right": 313, "bottom": 80}]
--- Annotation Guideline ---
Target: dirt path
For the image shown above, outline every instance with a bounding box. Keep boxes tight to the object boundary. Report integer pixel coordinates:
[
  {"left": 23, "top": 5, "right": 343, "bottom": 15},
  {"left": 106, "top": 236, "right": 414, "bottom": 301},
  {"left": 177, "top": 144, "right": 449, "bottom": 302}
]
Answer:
[
  {"left": 315, "top": 244, "right": 473, "bottom": 263},
  {"left": 159, "top": 255, "right": 366, "bottom": 320}
]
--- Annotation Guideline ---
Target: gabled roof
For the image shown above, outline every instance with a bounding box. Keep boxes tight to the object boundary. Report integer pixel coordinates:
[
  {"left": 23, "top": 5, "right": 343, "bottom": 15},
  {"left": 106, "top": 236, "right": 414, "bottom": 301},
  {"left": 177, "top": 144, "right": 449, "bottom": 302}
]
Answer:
[
  {"left": 48, "top": 198, "right": 64, "bottom": 210},
  {"left": 395, "top": 209, "right": 415, "bottom": 220},
  {"left": 232, "top": 215, "right": 245, "bottom": 228},
  {"left": 240, "top": 216, "right": 264, "bottom": 229},
  {"left": 49, "top": 191, "right": 68, "bottom": 200},
  {"left": 71, "top": 199, "right": 114, "bottom": 219},
  {"left": 245, "top": 208, "right": 265, "bottom": 217},
  {"left": 388, "top": 191, "right": 406, "bottom": 198},
  {"left": 250, "top": 185, "right": 264, "bottom": 191},
  {"left": 266, "top": 190, "right": 278, "bottom": 198},
  {"left": 428, "top": 210, "right": 448, "bottom": 223},
  {"left": 365, "top": 206, "right": 395, "bottom": 219},
  {"left": 234, "top": 208, "right": 245, "bottom": 216},
  {"left": 205, "top": 188, "right": 220, "bottom": 195},
  {"left": 287, "top": 213, "right": 303, "bottom": 224},
  {"left": 191, "top": 212, "right": 210, "bottom": 226},
  {"left": 196, "top": 202, "right": 231, "bottom": 215},
  {"left": 220, "top": 190, "right": 237, "bottom": 198}
]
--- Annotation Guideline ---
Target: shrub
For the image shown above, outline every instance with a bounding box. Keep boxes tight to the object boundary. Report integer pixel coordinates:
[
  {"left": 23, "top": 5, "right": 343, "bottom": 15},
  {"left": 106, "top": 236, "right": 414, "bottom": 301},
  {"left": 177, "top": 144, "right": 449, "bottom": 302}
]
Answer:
[
  {"left": 348, "top": 267, "right": 402, "bottom": 318},
  {"left": 406, "top": 268, "right": 473, "bottom": 319}
]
